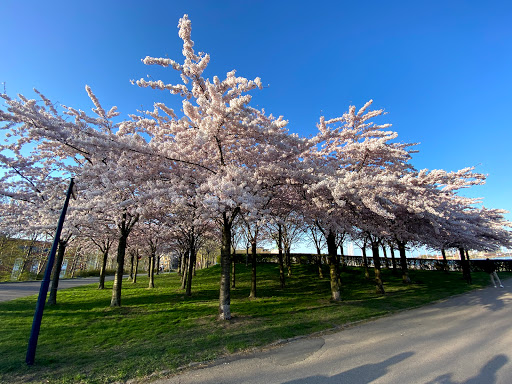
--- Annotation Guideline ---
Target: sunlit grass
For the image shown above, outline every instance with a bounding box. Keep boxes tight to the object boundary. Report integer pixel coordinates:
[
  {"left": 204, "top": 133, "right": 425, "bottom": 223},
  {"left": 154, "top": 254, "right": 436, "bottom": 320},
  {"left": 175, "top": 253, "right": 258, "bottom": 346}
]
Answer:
[{"left": 0, "top": 263, "right": 507, "bottom": 384}]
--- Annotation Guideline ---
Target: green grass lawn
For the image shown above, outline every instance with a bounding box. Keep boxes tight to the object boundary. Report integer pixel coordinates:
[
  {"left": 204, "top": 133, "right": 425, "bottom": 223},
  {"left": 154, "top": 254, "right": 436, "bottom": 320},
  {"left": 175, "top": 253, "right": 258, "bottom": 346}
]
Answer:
[{"left": 0, "top": 264, "right": 507, "bottom": 384}]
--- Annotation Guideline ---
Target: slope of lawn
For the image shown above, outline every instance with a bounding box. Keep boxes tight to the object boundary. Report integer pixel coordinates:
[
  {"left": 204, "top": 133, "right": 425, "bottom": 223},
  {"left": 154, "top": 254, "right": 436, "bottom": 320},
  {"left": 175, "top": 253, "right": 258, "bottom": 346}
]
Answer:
[{"left": 0, "top": 263, "right": 506, "bottom": 384}]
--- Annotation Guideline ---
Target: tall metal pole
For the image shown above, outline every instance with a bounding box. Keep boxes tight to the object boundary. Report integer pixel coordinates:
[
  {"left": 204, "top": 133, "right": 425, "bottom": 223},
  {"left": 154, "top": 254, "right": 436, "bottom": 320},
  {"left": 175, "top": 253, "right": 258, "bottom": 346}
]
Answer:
[{"left": 26, "top": 178, "right": 75, "bottom": 365}]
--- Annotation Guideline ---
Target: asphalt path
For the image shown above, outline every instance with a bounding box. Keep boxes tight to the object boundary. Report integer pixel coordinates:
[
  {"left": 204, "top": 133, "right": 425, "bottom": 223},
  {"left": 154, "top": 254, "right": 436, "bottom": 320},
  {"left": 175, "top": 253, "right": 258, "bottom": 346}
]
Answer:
[
  {"left": 153, "top": 281, "right": 512, "bottom": 384},
  {"left": 0, "top": 275, "right": 113, "bottom": 302}
]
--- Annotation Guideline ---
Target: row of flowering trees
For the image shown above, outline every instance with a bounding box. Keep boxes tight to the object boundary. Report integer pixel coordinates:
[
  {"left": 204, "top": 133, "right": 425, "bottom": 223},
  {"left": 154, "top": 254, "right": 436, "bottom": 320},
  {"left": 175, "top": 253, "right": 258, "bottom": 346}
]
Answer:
[{"left": 1, "top": 15, "right": 511, "bottom": 319}]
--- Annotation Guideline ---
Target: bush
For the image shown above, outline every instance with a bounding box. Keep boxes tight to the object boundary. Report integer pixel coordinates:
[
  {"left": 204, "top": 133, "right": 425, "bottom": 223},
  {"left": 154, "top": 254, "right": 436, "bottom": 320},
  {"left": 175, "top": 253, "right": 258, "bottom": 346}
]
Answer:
[{"left": 75, "top": 269, "right": 116, "bottom": 278}]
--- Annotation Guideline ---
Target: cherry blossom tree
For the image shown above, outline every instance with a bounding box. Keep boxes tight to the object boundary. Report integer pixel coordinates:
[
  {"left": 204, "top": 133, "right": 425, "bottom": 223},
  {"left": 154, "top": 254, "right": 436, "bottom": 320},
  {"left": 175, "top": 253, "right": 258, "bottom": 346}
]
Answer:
[
  {"left": 298, "top": 100, "right": 416, "bottom": 298},
  {"left": 127, "top": 15, "right": 305, "bottom": 319},
  {"left": 0, "top": 146, "right": 83, "bottom": 301},
  {"left": 2, "top": 13, "right": 511, "bottom": 321}
]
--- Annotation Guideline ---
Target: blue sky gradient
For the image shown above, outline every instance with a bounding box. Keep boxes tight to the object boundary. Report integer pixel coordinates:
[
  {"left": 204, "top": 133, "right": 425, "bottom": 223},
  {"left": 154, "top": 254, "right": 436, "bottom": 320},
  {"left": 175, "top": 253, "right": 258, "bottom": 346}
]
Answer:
[{"left": 2, "top": 1, "right": 511, "bottom": 253}]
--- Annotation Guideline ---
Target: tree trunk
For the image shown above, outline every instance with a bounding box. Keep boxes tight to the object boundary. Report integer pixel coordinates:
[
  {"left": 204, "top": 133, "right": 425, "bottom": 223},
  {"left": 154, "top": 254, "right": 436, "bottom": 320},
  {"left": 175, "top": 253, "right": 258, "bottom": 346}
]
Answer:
[
  {"left": 231, "top": 247, "right": 236, "bottom": 289},
  {"left": 47, "top": 239, "right": 67, "bottom": 306},
  {"left": 339, "top": 244, "right": 345, "bottom": 271},
  {"left": 459, "top": 247, "right": 472, "bottom": 284},
  {"left": 133, "top": 253, "right": 139, "bottom": 284},
  {"left": 98, "top": 248, "right": 109, "bottom": 289},
  {"left": 441, "top": 248, "right": 448, "bottom": 272},
  {"left": 185, "top": 243, "right": 196, "bottom": 296},
  {"left": 156, "top": 255, "right": 161, "bottom": 275},
  {"left": 315, "top": 244, "right": 324, "bottom": 279},
  {"left": 219, "top": 210, "right": 237, "bottom": 320},
  {"left": 249, "top": 240, "right": 257, "bottom": 299},
  {"left": 181, "top": 250, "right": 189, "bottom": 290},
  {"left": 278, "top": 224, "right": 285, "bottom": 288},
  {"left": 148, "top": 251, "right": 155, "bottom": 289},
  {"left": 371, "top": 240, "right": 385, "bottom": 294},
  {"left": 177, "top": 252, "right": 183, "bottom": 276},
  {"left": 336, "top": 251, "right": 341, "bottom": 278},
  {"left": 389, "top": 243, "right": 397, "bottom": 274},
  {"left": 110, "top": 213, "right": 138, "bottom": 306},
  {"left": 361, "top": 246, "right": 370, "bottom": 280},
  {"left": 110, "top": 231, "right": 128, "bottom": 307},
  {"left": 327, "top": 231, "right": 341, "bottom": 301},
  {"left": 397, "top": 240, "right": 411, "bottom": 284},
  {"left": 286, "top": 247, "right": 292, "bottom": 277},
  {"left": 381, "top": 243, "right": 390, "bottom": 269},
  {"left": 128, "top": 250, "right": 135, "bottom": 281}
]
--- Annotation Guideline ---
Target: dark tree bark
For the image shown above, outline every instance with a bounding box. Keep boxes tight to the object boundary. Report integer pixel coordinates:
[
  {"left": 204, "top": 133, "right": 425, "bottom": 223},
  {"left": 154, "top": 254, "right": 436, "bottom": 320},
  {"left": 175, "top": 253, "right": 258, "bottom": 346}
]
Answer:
[
  {"left": 231, "top": 246, "right": 236, "bottom": 289},
  {"left": 313, "top": 240, "right": 324, "bottom": 279},
  {"left": 316, "top": 254, "right": 324, "bottom": 279},
  {"left": 110, "top": 212, "right": 139, "bottom": 307},
  {"left": 133, "top": 252, "right": 139, "bottom": 284},
  {"left": 148, "top": 252, "right": 155, "bottom": 289},
  {"left": 91, "top": 235, "right": 114, "bottom": 289},
  {"left": 185, "top": 238, "right": 196, "bottom": 296},
  {"left": 98, "top": 245, "right": 111, "bottom": 289},
  {"left": 111, "top": 233, "right": 127, "bottom": 307},
  {"left": 249, "top": 240, "right": 257, "bottom": 299},
  {"left": 286, "top": 246, "right": 292, "bottom": 277},
  {"left": 339, "top": 243, "right": 345, "bottom": 271},
  {"left": 370, "top": 239, "right": 385, "bottom": 294},
  {"left": 441, "top": 248, "right": 448, "bottom": 272},
  {"left": 459, "top": 247, "right": 472, "bottom": 284},
  {"left": 47, "top": 239, "right": 68, "bottom": 306},
  {"left": 219, "top": 208, "right": 239, "bottom": 320},
  {"left": 381, "top": 243, "right": 390, "bottom": 269},
  {"left": 310, "top": 227, "right": 324, "bottom": 279},
  {"left": 277, "top": 224, "right": 285, "bottom": 288},
  {"left": 326, "top": 230, "right": 341, "bottom": 301},
  {"left": 361, "top": 245, "right": 370, "bottom": 280},
  {"left": 128, "top": 250, "right": 135, "bottom": 281},
  {"left": 397, "top": 240, "right": 411, "bottom": 284},
  {"left": 177, "top": 251, "right": 183, "bottom": 276},
  {"left": 389, "top": 242, "right": 397, "bottom": 274},
  {"left": 181, "top": 250, "right": 189, "bottom": 290},
  {"left": 148, "top": 238, "right": 158, "bottom": 289}
]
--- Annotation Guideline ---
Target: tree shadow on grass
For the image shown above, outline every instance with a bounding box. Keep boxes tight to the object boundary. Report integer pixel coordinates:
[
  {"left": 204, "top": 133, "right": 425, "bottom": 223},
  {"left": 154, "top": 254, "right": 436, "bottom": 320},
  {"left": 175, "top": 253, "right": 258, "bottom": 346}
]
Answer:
[{"left": 283, "top": 351, "right": 414, "bottom": 384}]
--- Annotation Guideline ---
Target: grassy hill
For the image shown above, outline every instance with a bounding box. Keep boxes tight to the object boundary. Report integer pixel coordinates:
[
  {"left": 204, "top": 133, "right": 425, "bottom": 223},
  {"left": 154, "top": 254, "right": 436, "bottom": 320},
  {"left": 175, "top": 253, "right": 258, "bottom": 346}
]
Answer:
[{"left": 0, "top": 263, "right": 505, "bottom": 384}]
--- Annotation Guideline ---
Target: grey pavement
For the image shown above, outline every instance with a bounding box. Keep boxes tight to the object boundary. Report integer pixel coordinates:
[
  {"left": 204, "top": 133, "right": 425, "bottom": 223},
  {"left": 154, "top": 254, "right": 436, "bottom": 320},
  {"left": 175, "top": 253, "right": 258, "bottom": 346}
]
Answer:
[
  {"left": 0, "top": 275, "right": 113, "bottom": 302},
  {"left": 153, "top": 281, "right": 512, "bottom": 384}
]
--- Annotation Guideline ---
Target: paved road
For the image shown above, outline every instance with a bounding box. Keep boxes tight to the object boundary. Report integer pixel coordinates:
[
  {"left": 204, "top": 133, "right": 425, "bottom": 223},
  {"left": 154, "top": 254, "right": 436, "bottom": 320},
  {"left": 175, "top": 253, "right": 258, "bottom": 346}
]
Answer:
[
  {"left": 0, "top": 276, "right": 112, "bottom": 302},
  {"left": 154, "top": 282, "right": 512, "bottom": 384}
]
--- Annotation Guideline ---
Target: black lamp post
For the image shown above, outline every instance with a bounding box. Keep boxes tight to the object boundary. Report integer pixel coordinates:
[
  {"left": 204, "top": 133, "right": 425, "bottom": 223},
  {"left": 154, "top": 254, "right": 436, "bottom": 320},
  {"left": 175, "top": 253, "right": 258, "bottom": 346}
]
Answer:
[{"left": 26, "top": 178, "right": 76, "bottom": 365}]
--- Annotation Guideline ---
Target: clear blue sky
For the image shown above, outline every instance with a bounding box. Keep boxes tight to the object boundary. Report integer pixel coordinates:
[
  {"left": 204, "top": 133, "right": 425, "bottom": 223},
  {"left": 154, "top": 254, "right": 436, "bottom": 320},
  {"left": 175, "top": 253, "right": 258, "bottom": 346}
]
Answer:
[{"left": 2, "top": 0, "right": 511, "bottom": 247}]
